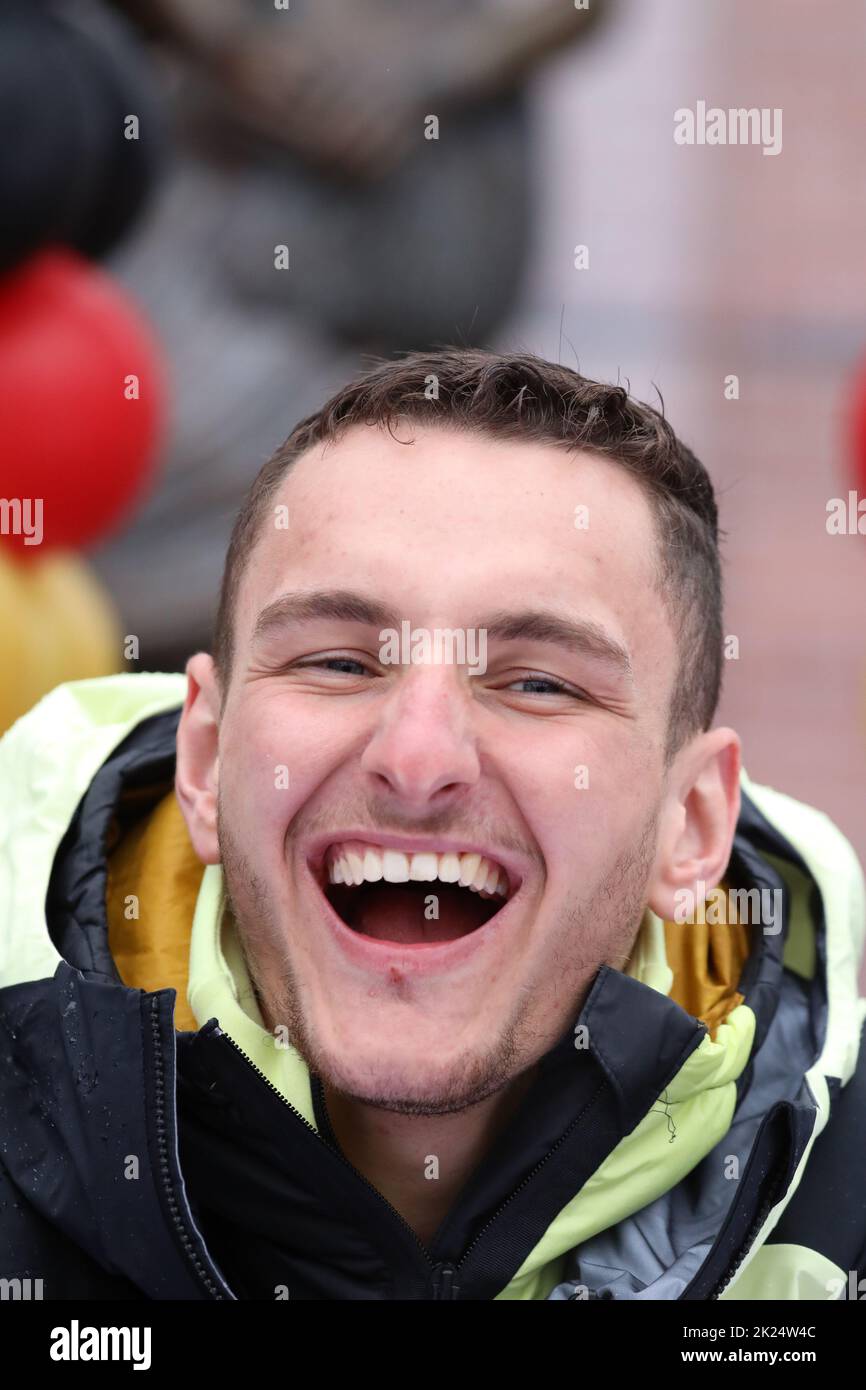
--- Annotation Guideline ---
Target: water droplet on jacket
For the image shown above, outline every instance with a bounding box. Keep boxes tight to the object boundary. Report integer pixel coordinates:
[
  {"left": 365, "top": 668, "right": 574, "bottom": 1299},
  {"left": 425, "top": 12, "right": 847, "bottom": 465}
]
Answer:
[{"left": 75, "top": 1064, "right": 98, "bottom": 1095}]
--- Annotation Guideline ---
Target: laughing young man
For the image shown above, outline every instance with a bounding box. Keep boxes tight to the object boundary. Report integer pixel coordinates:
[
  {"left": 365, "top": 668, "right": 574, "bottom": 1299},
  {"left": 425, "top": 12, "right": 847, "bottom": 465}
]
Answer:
[{"left": 1, "top": 349, "right": 864, "bottom": 1301}]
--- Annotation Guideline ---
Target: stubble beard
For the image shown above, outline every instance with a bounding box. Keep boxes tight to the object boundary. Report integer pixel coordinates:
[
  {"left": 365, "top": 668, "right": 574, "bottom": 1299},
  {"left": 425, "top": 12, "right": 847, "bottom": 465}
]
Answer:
[{"left": 216, "top": 794, "right": 659, "bottom": 1118}]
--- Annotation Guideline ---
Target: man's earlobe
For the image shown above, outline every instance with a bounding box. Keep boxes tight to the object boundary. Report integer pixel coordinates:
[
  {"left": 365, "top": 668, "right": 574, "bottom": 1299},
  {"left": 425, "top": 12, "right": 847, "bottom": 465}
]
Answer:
[
  {"left": 175, "top": 651, "right": 222, "bottom": 865},
  {"left": 646, "top": 728, "right": 741, "bottom": 925}
]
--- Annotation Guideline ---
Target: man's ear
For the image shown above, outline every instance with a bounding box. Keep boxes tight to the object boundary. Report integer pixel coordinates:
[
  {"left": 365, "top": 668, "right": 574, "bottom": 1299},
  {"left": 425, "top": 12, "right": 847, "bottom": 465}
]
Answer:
[
  {"left": 175, "top": 651, "right": 222, "bottom": 865},
  {"left": 646, "top": 727, "right": 742, "bottom": 923}
]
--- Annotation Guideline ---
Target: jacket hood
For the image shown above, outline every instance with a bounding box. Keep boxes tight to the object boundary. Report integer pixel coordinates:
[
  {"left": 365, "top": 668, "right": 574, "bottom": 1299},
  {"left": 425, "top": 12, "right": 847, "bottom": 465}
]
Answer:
[{"left": 1, "top": 673, "right": 864, "bottom": 1300}]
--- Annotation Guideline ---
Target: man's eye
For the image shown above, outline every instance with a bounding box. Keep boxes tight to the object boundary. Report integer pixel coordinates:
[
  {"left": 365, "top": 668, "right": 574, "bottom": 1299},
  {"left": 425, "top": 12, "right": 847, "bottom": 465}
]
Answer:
[
  {"left": 507, "top": 675, "right": 588, "bottom": 699},
  {"left": 296, "top": 656, "right": 372, "bottom": 676}
]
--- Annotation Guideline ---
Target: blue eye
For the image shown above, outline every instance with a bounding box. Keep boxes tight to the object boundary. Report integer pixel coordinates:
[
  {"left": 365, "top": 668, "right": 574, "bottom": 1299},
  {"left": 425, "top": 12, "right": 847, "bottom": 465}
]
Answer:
[
  {"left": 513, "top": 677, "right": 563, "bottom": 694},
  {"left": 285, "top": 654, "right": 374, "bottom": 678},
  {"left": 509, "top": 676, "right": 586, "bottom": 699},
  {"left": 308, "top": 657, "right": 370, "bottom": 675}
]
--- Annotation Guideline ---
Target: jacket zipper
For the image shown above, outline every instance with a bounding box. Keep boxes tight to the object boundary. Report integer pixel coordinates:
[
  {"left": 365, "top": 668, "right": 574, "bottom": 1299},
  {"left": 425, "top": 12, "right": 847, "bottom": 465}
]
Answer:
[
  {"left": 149, "top": 999, "right": 231, "bottom": 1299},
  {"left": 341, "top": 1067, "right": 610, "bottom": 1298},
  {"left": 431, "top": 1263, "right": 461, "bottom": 1299},
  {"left": 219, "top": 1029, "right": 466, "bottom": 1297},
  {"left": 708, "top": 1167, "right": 789, "bottom": 1300},
  {"left": 434, "top": 1077, "right": 611, "bottom": 1294}
]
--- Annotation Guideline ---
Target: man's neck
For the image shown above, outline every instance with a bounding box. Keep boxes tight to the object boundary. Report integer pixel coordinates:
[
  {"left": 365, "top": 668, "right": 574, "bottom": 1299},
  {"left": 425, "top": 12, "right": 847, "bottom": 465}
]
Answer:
[{"left": 321, "top": 1068, "right": 539, "bottom": 1248}]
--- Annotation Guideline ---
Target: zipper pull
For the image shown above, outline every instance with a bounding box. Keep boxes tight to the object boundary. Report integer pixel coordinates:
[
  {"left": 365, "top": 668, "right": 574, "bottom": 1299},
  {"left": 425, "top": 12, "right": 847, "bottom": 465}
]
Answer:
[{"left": 432, "top": 1262, "right": 461, "bottom": 1300}]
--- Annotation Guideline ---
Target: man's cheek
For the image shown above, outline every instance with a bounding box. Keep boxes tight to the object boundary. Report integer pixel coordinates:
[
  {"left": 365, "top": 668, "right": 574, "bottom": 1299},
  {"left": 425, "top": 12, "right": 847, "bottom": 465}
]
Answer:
[
  {"left": 528, "top": 759, "right": 650, "bottom": 896},
  {"left": 222, "top": 742, "right": 303, "bottom": 833},
  {"left": 520, "top": 756, "right": 615, "bottom": 853}
]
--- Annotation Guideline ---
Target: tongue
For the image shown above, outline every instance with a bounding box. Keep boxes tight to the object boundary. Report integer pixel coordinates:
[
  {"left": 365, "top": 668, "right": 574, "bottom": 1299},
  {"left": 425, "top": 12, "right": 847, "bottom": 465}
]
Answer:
[{"left": 347, "top": 881, "right": 494, "bottom": 943}]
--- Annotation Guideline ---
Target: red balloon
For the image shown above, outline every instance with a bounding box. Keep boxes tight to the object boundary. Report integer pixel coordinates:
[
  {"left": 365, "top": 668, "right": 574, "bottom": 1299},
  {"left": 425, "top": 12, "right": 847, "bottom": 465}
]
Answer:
[
  {"left": 851, "top": 351, "right": 866, "bottom": 507},
  {"left": 0, "top": 247, "right": 165, "bottom": 555}
]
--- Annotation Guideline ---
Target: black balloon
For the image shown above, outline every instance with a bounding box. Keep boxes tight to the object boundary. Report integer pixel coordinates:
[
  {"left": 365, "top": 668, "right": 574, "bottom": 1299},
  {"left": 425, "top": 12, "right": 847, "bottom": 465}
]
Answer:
[{"left": 0, "top": 2, "right": 164, "bottom": 272}]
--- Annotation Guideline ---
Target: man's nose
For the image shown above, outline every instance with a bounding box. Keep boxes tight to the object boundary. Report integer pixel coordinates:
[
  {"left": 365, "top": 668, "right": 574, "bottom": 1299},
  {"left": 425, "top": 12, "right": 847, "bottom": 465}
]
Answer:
[{"left": 359, "top": 665, "right": 481, "bottom": 810}]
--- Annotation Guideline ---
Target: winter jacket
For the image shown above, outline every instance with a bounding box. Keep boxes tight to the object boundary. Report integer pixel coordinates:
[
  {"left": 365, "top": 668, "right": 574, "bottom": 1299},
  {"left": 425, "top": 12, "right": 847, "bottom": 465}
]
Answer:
[{"left": 1, "top": 672, "right": 865, "bottom": 1301}]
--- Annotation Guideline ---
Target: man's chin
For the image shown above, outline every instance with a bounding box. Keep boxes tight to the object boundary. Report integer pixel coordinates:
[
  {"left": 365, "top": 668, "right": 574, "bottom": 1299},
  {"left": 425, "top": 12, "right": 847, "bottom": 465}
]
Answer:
[{"left": 301, "top": 1032, "right": 523, "bottom": 1117}]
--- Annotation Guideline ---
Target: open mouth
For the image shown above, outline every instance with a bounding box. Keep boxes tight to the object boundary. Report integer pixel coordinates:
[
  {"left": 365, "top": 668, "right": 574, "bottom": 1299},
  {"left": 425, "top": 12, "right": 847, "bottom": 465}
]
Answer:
[{"left": 313, "top": 840, "right": 518, "bottom": 945}]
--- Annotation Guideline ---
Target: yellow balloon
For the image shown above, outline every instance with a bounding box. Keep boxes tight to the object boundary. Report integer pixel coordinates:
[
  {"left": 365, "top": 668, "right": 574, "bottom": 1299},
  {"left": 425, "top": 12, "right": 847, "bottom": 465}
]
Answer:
[{"left": 0, "top": 549, "right": 122, "bottom": 736}]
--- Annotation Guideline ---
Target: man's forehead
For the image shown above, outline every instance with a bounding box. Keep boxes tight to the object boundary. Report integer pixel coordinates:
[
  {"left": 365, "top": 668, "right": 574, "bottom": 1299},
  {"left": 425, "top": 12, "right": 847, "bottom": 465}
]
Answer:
[{"left": 236, "top": 424, "right": 669, "bottom": 663}]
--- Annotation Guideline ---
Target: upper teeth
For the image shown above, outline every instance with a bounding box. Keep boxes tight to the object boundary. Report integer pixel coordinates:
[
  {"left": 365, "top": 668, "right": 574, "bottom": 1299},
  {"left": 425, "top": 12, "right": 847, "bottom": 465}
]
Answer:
[{"left": 326, "top": 842, "right": 509, "bottom": 898}]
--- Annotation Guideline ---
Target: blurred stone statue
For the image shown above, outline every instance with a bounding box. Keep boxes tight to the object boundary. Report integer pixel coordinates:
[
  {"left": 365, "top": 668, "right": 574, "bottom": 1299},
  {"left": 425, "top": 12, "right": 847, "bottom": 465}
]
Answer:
[{"left": 91, "top": 0, "right": 612, "bottom": 667}]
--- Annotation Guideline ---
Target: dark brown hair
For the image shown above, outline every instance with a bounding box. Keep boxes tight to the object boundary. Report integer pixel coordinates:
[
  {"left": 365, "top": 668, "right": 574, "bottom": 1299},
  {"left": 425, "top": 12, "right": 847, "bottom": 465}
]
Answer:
[{"left": 213, "top": 347, "right": 724, "bottom": 761}]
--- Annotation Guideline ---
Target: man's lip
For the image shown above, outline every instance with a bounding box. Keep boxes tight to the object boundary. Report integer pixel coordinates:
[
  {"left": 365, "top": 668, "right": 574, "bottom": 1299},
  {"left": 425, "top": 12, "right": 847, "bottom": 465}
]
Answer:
[
  {"left": 303, "top": 859, "right": 525, "bottom": 972},
  {"left": 305, "top": 830, "right": 527, "bottom": 897}
]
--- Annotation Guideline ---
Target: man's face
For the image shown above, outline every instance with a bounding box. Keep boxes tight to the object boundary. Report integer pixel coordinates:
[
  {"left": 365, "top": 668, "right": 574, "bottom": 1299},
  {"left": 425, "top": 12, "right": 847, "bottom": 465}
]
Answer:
[{"left": 212, "top": 423, "right": 678, "bottom": 1113}]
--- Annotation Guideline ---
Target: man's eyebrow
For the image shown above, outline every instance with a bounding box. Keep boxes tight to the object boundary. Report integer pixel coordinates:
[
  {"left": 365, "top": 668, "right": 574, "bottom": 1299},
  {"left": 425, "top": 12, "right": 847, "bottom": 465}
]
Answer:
[
  {"left": 252, "top": 589, "right": 402, "bottom": 642},
  {"left": 478, "top": 609, "right": 635, "bottom": 681},
  {"left": 251, "top": 592, "right": 634, "bottom": 681}
]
